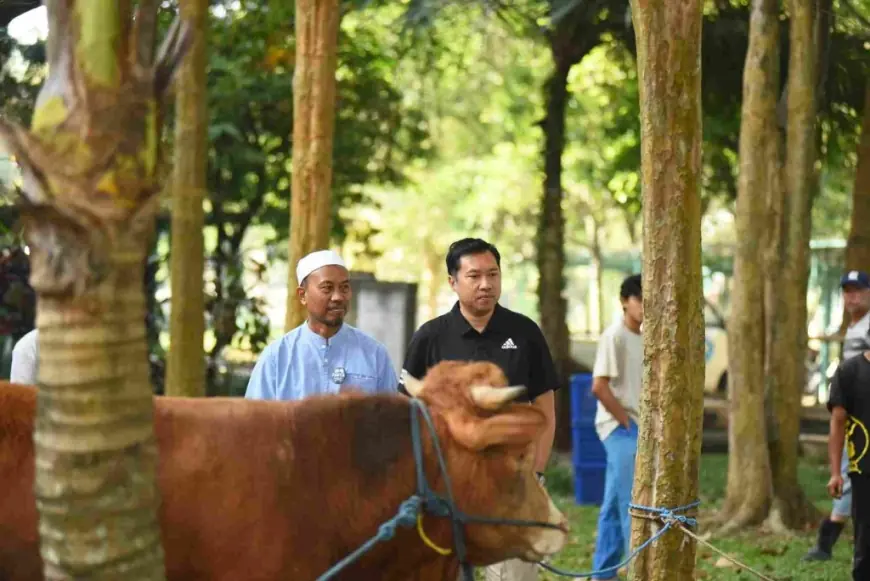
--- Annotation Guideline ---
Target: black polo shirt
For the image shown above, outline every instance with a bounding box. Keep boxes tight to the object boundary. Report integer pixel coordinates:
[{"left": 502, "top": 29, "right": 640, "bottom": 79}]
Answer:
[
  {"left": 400, "top": 302, "right": 559, "bottom": 402},
  {"left": 829, "top": 354, "right": 870, "bottom": 475}
]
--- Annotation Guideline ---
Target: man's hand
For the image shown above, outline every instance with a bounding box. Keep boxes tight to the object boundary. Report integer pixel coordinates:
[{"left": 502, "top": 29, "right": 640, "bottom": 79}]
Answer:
[
  {"left": 828, "top": 406, "right": 847, "bottom": 499},
  {"left": 828, "top": 474, "right": 844, "bottom": 499},
  {"left": 591, "top": 377, "right": 631, "bottom": 428}
]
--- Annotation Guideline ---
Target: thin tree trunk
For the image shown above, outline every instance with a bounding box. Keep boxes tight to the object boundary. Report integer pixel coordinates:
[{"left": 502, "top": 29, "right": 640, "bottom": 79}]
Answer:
[
  {"left": 627, "top": 1, "right": 705, "bottom": 579},
  {"left": 718, "top": 0, "right": 778, "bottom": 532},
  {"left": 166, "top": 0, "right": 207, "bottom": 398},
  {"left": 425, "top": 244, "right": 441, "bottom": 321},
  {"left": 0, "top": 2, "right": 189, "bottom": 578},
  {"left": 538, "top": 59, "right": 573, "bottom": 450},
  {"left": 592, "top": 218, "right": 604, "bottom": 335},
  {"left": 845, "top": 83, "right": 870, "bottom": 272},
  {"left": 766, "top": 0, "right": 821, "bottom": 531},
  {"left": 285, "top": 0, "right": 340, "bottom": 331}
]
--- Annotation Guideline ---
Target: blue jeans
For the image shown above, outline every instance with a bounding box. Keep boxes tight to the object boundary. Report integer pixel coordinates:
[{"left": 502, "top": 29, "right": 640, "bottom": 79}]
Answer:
[
  {"left": 833, "top": 445, "right": 853, "bottom": 518},
  {"left": 592, "top": 422, "right": 638, "bottom": 580}
]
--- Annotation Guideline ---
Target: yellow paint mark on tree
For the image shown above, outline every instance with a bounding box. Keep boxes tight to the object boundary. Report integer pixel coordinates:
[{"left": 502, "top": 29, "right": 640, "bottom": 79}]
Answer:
[
  {"left": 96, "top": 170, "right": 119, "bottom": 197},
  {"left": 75, "top": 0, "right": 120, "bottom": 87},
  {"left": 31, "top": 96, "right": 69, "bottom": 133}
]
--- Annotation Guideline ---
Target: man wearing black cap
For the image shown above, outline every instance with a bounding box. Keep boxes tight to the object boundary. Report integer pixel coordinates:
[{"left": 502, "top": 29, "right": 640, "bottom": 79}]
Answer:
[{"left": 805, "top": 270, "right": 870, "bottom": 562}]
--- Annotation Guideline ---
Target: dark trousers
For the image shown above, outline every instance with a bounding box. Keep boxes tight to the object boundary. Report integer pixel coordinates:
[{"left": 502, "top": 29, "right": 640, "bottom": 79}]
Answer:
[{"left": 851, "top": 473, "right": 870, "bottom": 580}]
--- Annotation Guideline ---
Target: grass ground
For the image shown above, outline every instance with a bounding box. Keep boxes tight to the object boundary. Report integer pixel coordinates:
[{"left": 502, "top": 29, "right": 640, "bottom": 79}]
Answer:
[{"left": 540, "top": 454, "right": 852, "bottom": 580}]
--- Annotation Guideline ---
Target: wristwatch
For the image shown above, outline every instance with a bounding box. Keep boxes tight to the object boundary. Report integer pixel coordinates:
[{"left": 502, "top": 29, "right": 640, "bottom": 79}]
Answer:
[{"left": 536, "top": 471, "right": 546, "bottom": 485}]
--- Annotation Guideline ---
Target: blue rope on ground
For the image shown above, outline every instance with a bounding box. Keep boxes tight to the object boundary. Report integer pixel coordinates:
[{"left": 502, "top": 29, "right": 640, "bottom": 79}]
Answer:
[{"left": 538, "top": 501, "right": 701, "bottom": 579}]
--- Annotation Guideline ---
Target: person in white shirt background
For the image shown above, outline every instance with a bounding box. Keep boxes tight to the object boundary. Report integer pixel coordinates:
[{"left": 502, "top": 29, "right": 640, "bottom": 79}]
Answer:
[
  {"left": 10, "top": 327, "right": 38, "bottom": 384},
  {"left": 589, "top": 273, "right": 643, "bottom": 581}
]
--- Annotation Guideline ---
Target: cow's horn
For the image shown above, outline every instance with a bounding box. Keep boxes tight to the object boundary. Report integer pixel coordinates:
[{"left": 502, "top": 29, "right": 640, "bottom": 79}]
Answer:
[
  {"left": 402, "top": 371, "right": 424, "bottom": 397},
  {"left": 470, "top": 385, "right": 527, "bottom": 410}
]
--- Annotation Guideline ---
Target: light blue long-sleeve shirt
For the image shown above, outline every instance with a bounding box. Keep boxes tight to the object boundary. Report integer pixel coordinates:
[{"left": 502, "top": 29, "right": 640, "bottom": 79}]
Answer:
[{"left": 244, "top": 322, "right": 398, "bottom": 401}]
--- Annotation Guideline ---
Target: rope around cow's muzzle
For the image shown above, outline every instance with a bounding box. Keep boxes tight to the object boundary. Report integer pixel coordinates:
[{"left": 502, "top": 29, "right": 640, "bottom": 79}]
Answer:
[{"left": 315, "top": 398, "right": 565, "bottom": 581}]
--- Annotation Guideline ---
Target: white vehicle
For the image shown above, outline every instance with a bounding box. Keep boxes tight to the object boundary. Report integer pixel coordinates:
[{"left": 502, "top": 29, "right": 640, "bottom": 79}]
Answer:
[
  {"left": 703, "top": 301, "right": 728, "bottom": 394},
  {"left": 570, "top": 299, "right": 729, "bottom": 395}
]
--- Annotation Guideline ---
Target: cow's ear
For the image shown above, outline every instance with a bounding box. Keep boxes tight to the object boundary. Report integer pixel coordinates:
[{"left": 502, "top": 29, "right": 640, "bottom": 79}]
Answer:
[{"left": 445, "top": 406, "right": 545, "bottom": 451}]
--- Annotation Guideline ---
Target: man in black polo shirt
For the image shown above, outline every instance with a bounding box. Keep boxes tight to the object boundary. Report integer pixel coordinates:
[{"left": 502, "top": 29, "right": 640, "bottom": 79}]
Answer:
[
  {"left": 828, "top": 347, "right": 870, "bottom": 580},
  {"left": 400, "top": 237, "right": 559, "bottom": 581}
]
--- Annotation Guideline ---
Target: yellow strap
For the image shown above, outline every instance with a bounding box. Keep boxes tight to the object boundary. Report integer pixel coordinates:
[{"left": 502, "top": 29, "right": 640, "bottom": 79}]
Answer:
[{"left": 416, "top": 513, "right": 453, "bottom": 556}]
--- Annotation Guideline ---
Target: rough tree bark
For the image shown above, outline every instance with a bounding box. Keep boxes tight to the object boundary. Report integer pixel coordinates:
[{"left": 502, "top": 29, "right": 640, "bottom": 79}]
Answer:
[
  {"left": 717, "top": 0, "right": 779, "bottom": 532},
  {"left": 845, "top": 83, "right": 870, "bottom": 272},
  {"left": 627, "top": 1, "right": 705, "bottom": 580},
  {"left": 0, "top": 1, "right": 189, "bottom": 579},
  {"left": 166, "top": 0, "right": 207, "bottom": 397},
  {"left": 284, "top": 0, "right": 340, "bottom": 331},
  {"left": 765, "top": 0, "right": 821, "bottom": 531}
]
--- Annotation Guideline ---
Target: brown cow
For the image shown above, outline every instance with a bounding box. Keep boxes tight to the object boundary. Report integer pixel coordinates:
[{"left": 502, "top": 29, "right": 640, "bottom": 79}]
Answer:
[{"left": 0, "top": 360, "right": 568, "bottom": 581}]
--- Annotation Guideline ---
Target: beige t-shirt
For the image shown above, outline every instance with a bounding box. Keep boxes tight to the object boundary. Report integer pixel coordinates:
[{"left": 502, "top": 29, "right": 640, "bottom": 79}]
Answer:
[{"left": 592, "top": 319, "right": 643, "bottom": 441}]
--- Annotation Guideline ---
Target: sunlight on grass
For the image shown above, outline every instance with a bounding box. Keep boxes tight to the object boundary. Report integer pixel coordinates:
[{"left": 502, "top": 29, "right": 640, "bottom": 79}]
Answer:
[{"left": 539, "top": 454, "right": 852, "bottom": 581}]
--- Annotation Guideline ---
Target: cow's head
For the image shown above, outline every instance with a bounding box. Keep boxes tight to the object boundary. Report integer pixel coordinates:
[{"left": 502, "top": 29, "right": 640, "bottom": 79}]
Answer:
[{"left": 403, "top": 361, "right": 569, "bottom": 564}]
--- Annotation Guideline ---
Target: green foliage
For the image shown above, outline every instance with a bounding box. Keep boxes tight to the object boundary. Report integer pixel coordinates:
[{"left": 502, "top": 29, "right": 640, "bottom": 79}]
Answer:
[
  {"left": 166, "top": 1, "right": 430, "bottom": 367},
  {"left": 343, "top": 11, "right": 551, "bottom": 317},
  {"left": 0, "top": 29, "right": 43, "bottom": 342},
  {"left": 205, "top": 1, "right": 427, "bottom": 245},
  {"left": 0, "top": 30, "right": 42, "bottom": 127}
]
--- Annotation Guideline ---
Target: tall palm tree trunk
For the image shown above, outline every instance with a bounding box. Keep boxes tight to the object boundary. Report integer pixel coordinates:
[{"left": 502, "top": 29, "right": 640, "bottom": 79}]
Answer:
[{"left": 0, "top": 2, "right": 190, "bottom": 577}]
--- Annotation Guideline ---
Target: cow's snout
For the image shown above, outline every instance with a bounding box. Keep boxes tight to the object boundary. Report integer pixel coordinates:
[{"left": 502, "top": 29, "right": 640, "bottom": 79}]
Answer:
[{"left": 528, "top": 495, "right": 569, "bottom": 556}]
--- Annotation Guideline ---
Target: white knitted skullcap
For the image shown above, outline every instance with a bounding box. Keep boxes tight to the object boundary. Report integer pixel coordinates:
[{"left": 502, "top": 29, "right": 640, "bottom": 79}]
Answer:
[{"left": 296, "top": 249, "right": 347, "bottom": 285}]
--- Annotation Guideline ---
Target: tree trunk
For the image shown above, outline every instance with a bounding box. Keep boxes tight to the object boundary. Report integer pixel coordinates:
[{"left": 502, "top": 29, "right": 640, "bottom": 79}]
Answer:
[
  {"left": 0, "top": 2, "right": 189, "bottom": 578},
  {"left": 717, "top": 0, "right": 779, "bottom": 532},
  {"left": 538, "top": 59, "right": 573, "bottom": 451},
  {"left": 765, "top": 0, "right": 821, "bottom": 531},
  {"left": 166, "top": 0, "right": 208, "bottom": 398},
  {"left": 845, "top": 83, "right": 870, "bottom": 273},
  {"left": 285, "top": 0, "right": 340, "bottom": 331},
  {"left": 590, "top": 216, "right": 605, "bottom": 335},
  {"left": 425, "top": 244, "right": 441, "bottom": 322},
  {"left": 627, "top": 2, "right": 705, "bottom": 580}
]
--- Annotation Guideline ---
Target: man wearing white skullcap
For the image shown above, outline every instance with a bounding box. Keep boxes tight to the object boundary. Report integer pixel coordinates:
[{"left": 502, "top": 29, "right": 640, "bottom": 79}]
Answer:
[{"left": 244, "top": 249, "right": 398, "bottom": 401}]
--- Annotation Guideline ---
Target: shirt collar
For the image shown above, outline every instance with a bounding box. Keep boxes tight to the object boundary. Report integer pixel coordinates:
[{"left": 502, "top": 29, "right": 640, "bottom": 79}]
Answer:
[
  {"left": 449, "top": 301, "right": 506, "bottom": 336},
  {"left": 300, "top": 320, "right": 348, "bottom": 345}
]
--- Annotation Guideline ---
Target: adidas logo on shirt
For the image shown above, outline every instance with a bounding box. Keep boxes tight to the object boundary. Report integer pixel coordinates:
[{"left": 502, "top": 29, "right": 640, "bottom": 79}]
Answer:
[{"left": 501, "top": 338, "right": 518, "bottom": 350}]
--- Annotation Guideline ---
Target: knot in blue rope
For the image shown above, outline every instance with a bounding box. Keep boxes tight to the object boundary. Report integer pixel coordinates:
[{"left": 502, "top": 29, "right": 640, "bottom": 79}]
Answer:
[
  {"left": 539, "top": 500, "right": 702, "bottom": 579},
  {"left": 377, "top": 496, "right": 423, "bottom": 541},
  {"left": 422, "top": 492, "right": 452, "bottom": 518},
  {"left": 628, "top": 500, "right": 700, "bottom": 528}
]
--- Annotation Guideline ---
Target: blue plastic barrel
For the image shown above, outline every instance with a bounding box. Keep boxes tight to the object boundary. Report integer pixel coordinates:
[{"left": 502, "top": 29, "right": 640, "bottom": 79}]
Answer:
[{"left": 571, "top": 373, "right": 607, "bottom": 506}]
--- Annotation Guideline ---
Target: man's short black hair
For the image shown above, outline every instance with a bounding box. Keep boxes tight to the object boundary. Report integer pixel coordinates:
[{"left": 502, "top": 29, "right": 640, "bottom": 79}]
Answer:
[
  {"left": 446, "top": 238, "right": 501, "bottom": 277},
  {"left": 620, "top": 273, "right": 642, "bottom": 300}
]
